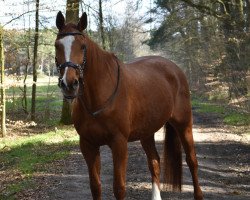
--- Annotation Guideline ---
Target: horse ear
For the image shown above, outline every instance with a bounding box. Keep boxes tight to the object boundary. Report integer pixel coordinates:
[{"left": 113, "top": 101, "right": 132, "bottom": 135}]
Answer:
[
  {"left": 56, "top": 11, "right": 65, "bottom": 30},
  {"left": 77, "top": 12, "right": 87, "bottom": 31}
]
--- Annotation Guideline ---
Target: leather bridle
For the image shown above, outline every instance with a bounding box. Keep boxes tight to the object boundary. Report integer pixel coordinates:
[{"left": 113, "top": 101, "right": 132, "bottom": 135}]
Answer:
[
  {"left": 55, "top": 32, "right": 87, "bottom": 86},
  {"left": 55, "top": 31, "right": 121, "bottom": 117}
]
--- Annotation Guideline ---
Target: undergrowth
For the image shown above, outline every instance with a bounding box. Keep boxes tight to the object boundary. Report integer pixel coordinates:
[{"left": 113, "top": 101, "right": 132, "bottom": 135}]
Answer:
[
  {"left": 192, "top": 97, "right": 250, "bottom": 126},
  {"left": 0, "top": 127, "right": 79, "bottom": 199}
]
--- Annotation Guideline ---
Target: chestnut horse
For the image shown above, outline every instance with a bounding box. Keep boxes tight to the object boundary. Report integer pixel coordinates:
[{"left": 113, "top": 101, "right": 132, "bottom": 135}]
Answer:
[{"left": 55, "top": 11, "right": 203, "bottom": 200}]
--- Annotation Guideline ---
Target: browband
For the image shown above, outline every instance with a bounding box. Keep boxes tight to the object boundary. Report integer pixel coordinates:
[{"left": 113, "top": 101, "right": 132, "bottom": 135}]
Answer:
[{"left": 57, "top": 32, "right": 84, "bottom": 37}]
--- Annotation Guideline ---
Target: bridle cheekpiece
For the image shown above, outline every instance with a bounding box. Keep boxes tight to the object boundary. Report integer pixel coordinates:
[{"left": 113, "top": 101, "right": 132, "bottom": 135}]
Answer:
[
  {"left": 55, "top": 31, "right": 121, "bottom": 117},
  {"left": 55, "top": 32, "right": 87, "bottom": 84}
]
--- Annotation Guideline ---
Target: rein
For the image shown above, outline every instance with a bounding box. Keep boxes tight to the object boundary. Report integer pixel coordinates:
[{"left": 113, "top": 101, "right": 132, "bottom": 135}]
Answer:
[
  {"left": 79, "top": 59, "right": 120, "bottom": 117},
  {"left": 55, "top": 31, "right": 121, "bottom": 117}
]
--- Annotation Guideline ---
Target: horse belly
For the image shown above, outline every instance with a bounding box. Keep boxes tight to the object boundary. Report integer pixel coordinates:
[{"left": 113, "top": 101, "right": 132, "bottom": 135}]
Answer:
[
  {"left": 125, "top": 64, "right": 177, "bottom": 141},
  {"left": 128, "top": 97, "right": 172, "bottom": 142}
]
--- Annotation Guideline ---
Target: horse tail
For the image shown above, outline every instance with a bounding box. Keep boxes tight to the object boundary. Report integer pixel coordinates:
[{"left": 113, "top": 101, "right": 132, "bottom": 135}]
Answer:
[{"left": 162, "top": 122, "right": 182, "bottom": 191}]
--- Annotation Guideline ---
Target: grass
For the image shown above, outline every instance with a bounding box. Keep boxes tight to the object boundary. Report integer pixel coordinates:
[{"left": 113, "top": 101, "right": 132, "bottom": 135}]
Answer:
[
  {"left": 0, "top": 127, "right": 79, "bottom": 199},
  {"left": 1, "top": 179, "right": 34, "bottom": 200},
  {"left": 1, "top": 75, "right": 76, "bottom": 198},
  {"left": 192, "top": 98, "right": 225, "bottom": 114},
  {"left": 223, "top": 113, "right": 250, "bottom": 126},
  {"left": 5, "top": 83, "right": 62, "bottom": 126},
  {"left": 0, "top": 127, "right": 79, "bottom": 173},
  {"left": 192, "top": 97, "right": 250, "bottom": 126}
]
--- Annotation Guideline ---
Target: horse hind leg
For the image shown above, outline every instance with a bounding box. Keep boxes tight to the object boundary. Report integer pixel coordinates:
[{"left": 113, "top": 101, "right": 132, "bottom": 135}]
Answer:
[
  {"left": 169, "top": 115, "right": 203, "bottom": 200},
  {"left": 141, "top": 135, "right": 162, "bottom": 200}
]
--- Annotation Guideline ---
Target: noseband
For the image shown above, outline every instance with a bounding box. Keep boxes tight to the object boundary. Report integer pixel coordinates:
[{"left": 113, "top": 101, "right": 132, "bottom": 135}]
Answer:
[
  {"left": 55, "top": 32, "right": 87, "bottom": 86},
  {"left": 55, "top": 31, "right": 121, "bottom": 117}
]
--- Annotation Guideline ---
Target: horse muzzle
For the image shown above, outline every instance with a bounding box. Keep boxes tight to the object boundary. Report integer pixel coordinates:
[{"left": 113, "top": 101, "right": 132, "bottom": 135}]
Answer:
[{"left": 58, "top": 78, "right": 80, "bottom": 100}]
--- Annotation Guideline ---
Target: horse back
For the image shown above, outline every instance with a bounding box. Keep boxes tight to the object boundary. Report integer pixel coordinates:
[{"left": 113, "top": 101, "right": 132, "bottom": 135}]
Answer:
[
  {"left": 124, "top": 56, "right": 189, "bottom": 102},
  {"left": 122, "top": 56, "right": 190, "bottom": 141}
]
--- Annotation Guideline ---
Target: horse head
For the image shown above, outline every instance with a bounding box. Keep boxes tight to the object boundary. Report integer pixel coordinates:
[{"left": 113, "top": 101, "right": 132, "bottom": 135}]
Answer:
[{"left": 55, "top": 11, "right": 87, "bottom": 100}]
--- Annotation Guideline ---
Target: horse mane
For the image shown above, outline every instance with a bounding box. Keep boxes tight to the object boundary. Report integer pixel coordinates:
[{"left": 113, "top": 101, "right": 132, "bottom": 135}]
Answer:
[
  {"left": 63, "top": 23, "right": 115, "bottom": 64},
  {"left": 82, "top": 33, "right": 118, "bottom": 86},
  {"left": 84, "top": 34, "right": 116, "bottom": 67}
]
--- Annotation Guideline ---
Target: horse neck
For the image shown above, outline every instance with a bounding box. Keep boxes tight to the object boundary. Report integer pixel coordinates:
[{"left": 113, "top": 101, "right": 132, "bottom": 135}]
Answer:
[{"left": 81, "top": 38, "right": 118, "bottom": 109}]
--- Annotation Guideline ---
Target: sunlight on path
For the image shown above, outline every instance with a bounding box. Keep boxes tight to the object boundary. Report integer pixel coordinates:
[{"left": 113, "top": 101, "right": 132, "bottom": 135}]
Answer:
[{"left": 154, "top": 126, "right": 249, "bottom": 144}]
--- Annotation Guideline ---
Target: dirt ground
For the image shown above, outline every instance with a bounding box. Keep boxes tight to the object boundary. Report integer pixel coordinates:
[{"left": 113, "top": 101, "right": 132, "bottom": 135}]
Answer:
[{"left": 17, "top": 111, "right": 250, "bottom": 200}]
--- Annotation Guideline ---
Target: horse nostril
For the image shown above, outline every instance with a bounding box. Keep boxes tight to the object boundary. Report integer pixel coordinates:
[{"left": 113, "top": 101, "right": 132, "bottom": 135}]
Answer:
[
  {"left": 74, "top": 79, "right": 79, "bottom": 85},
  {"left": 60, "top": 80, "right": 67, "bottom": 89},
  {"left": 72, "top": 79, "right": 79, "bottom": 89}
]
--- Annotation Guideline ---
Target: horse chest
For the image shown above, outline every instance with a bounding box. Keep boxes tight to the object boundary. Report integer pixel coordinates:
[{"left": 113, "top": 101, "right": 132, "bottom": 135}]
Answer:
[{"left": 74, "top": 116, "right": 113, "bottom": 145}]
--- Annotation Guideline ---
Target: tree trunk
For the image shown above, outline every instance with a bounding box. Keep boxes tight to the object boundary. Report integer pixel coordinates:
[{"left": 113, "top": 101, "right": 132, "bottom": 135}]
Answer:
[
  {"left": 220, "top": 0, "right": 248, "bottom": 99},
  {"left": 31, "top": 0, "right": 39, "bottom": 120},
  {"left": 246, "top": 0, "right": 250, "bottom": 32},
  {"left": 22, "top": 42, "right": 29, "bottom": 114},
  {"left": 99, "top": 0, "right": 106, "bottom": 49},
  {"left": 0, "top": 27, "right": 6, "bottom": 137},
  {"left": 66, "top": 0, "right": 79, "bottom": 22},
  {"left": 60, "top": 0, "right": 79, "bottom": 125}
]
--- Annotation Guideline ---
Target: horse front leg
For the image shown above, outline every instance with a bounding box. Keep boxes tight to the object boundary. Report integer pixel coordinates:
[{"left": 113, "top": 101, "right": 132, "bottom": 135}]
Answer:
[
  {"left": 141, "top": 135, "right": 162, "bottom": 200},
  {"left": 109, "top": 135, "right": 128, "bottom": 200},
  {"left": 80, "top": 136, "right": 101, "bottom": 200}
]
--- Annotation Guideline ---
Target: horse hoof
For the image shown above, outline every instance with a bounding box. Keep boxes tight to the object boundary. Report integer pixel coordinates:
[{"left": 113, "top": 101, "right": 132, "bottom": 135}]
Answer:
[{"left": 194, "top": 193, "right": 203, "bottom": 200}]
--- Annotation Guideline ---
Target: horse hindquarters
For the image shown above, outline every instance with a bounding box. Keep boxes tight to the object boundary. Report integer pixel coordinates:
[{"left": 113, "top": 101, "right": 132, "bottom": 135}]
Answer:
[{"left": 162, "top": 123, "right": 182, "bottom": 191}]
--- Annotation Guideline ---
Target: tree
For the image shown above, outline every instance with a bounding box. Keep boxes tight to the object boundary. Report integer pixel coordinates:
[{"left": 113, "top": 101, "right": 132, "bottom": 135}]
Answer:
[
  {"left": 31, "top": 0, "right": 40, "bottom": 120},
  {"left": 66, "top": 0, "right": 80, "bottom": 22},
  {"left": 105, "top": 0, "right": 147, "bottom": 61},
  {"left": 60, "top": 0, "right": 80, "bottom": 125},
  {"left": 149, "top": 0, "right": 249, "bottom": 100},
  {"left": 22, "top": 0, "right": 32, "bottom": 115},
  {"left": 0, "top": 26, "right": 6, "bottom": 137},
  {"left": 218, "top": 0, "right": 249, "bottom": 98},
  {"left": 98, "top": 0, "right": 106, "bottom": 49}
]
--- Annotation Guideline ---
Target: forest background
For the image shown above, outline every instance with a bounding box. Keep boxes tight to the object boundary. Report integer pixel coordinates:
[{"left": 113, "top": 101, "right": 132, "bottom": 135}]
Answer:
[
  {"left": 0, "top": 0, "right": 249, "bottom": 135},
  {"left": 0, "top": 0, "right": 249, "bottom": 199}
]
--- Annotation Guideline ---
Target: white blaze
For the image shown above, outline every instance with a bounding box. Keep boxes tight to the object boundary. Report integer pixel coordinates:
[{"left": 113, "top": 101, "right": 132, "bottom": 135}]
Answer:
[
  {"left": 152, "top": 182, "right": 161, "bottom": 200},
  {"left": 59, "top": 36, "right": 75, "bottom": 86}
]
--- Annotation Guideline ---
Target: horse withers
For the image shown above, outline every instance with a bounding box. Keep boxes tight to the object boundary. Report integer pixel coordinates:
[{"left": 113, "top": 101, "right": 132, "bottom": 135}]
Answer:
[{"left": 55, "top": 11, "right": 203, "bottom": 200}]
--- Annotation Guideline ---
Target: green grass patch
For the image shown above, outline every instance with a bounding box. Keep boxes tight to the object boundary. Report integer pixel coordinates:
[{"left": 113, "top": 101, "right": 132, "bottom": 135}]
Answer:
[
  {"left": 5, "top": 83, "right": 63, "bottom": 126},
  {"left": 1, "top": 179, "right": 34, "bottom": 200},
  {"left": 192, "top": 98, "right": 225, "bottom": 114},
  {"left": 192, "top": 97, "right": 250, "bottom": 126},
  {"left": 0, "top": 127, "right": 79, "bottom": 198},
  {"left": 0, "top": 127, "right": 79, "bottom": 174},
  {"left": 223, "top": 113, "right": 250, "bottom": 126}
]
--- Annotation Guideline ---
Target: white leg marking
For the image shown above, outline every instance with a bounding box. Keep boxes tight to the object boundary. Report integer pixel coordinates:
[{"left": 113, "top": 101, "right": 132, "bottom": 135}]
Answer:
[
  {"left": 152, "top": 182, "right": 162, "bottom": 200},
  {"left": 59, "top": 36, "right": 75, "bottom": 86}
]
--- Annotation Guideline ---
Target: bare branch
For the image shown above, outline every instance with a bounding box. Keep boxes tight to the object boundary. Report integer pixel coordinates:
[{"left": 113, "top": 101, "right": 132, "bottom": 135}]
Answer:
[{"left": 3, "top": 10, "right": 36, "bottom": 27}]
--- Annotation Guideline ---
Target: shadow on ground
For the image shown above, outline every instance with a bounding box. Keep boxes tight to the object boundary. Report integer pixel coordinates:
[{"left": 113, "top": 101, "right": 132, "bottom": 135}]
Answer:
[{"left": 33, "top": 137, "right": 249, "bottom": 200}]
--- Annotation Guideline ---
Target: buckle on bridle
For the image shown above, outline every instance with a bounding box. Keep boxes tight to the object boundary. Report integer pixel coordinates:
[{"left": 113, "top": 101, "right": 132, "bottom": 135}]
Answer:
[
  {"left": 55, "top": 45, "right": 87, "bottom": 76},
  {"left": 55, "top": 32, "right": 87, "bottom": 88}
]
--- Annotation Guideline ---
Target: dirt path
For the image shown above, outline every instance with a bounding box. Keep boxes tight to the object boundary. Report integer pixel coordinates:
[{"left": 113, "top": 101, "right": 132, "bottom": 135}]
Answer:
[{"left": 30, "top": 112, "right": 249, "bottom": 200}]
